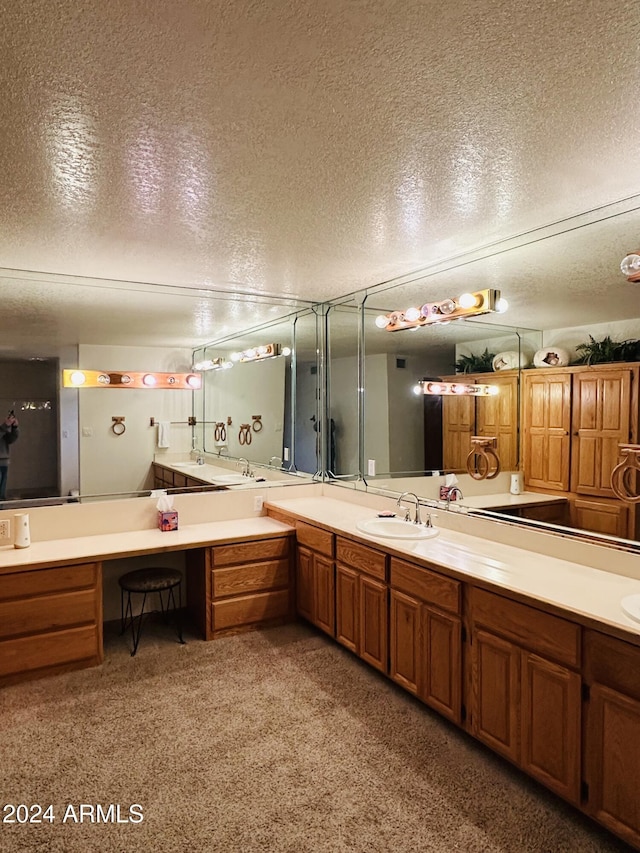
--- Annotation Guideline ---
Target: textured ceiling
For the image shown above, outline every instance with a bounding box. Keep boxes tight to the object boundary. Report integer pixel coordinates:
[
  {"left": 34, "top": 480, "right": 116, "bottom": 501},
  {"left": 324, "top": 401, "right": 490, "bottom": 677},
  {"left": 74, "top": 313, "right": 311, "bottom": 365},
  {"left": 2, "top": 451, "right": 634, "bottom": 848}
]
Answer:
[{"left": 1, "top": 0, "right": 640, "bottom": 353}]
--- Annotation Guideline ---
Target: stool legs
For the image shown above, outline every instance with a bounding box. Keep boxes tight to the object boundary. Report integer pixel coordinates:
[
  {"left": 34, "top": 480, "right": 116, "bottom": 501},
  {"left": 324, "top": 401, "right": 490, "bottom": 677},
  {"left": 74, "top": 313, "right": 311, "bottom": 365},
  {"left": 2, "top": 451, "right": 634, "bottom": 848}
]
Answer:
[{"left": 120, "top": 582, "right": 185, "bottom": 656}]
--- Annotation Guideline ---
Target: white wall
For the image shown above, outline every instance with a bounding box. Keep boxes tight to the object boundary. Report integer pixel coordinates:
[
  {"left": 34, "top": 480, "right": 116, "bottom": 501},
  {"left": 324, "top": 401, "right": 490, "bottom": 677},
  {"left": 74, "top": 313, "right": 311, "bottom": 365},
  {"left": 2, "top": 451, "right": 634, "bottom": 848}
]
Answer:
[
  {"left": 543, "top": 318, "right": 640, "bottom": 356},
  {"left": 204, "top": 357, "right": 286, "bottom": 464},
  {"left": 78, "top": 345, "right": 194, "bottom": 495}
]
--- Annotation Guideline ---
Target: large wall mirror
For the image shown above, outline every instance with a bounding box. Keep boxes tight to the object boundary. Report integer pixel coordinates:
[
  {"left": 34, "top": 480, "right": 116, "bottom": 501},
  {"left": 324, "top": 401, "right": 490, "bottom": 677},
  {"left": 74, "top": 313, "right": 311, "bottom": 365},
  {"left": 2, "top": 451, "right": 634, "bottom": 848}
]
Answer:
[
  {"left": 0, "top": 271, "right": 314, "bottom": 507},
  {"left": 192, "top": 308, "right": 320, "bottom": 477},
  {"left": 326, "top": 198, "right": 640, "bottom": 550}
]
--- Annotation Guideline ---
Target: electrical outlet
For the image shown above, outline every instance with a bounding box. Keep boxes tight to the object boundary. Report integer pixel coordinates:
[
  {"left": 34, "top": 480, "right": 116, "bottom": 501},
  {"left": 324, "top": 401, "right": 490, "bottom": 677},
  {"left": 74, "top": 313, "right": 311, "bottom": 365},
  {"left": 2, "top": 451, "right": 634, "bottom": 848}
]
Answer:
[
  {"left": 253, "top": 495, "right": 264, "bottom": 512},
  {"left": 367, "top": 459, "right": 376, "bottom": 476},
  {"left": 0, "top": 519, "right": 10, "bottom": 540},
  {"left": 283, "top": 447, "right": 290, "bottom": 462}
]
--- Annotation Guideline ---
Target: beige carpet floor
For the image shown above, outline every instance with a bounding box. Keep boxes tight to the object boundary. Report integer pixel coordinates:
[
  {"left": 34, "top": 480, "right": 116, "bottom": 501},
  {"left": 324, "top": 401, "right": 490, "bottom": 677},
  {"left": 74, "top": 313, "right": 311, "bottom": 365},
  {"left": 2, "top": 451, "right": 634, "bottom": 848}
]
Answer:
[{"left": 0, "top": 621, "right": 633, "bottom": 853}]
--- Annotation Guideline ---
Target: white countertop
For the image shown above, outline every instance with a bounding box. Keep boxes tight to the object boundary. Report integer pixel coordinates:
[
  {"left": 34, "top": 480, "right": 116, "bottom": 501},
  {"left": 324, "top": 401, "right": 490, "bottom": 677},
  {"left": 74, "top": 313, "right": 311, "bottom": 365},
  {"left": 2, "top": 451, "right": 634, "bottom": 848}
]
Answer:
[
  {"left": 457, "top": 491, "right": 567, "bottom": 510},
  {"left": 0, "top": 517, "right": 293, "bottom": 573},
  {"left": 158, "top": 460, "right": 302, "bottom": 489},
  {"left": 267, "top": 495, "right": 640, "bottom": 642}
]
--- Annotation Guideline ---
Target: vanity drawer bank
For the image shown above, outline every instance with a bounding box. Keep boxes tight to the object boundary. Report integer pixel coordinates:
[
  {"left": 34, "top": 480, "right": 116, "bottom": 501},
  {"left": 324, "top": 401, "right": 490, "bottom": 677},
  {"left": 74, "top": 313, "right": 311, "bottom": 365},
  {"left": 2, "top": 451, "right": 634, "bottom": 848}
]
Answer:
[
  {"left": 265, "top": 495, "right": 640, "bottom": 850},
  {"left": 0, "top": 516, "right": 294, "bottom": 687}
]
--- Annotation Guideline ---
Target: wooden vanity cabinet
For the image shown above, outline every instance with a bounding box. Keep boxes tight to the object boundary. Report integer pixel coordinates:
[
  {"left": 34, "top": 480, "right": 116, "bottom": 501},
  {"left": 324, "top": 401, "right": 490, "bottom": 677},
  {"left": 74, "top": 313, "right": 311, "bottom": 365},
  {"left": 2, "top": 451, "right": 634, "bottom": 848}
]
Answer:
[
  {"left": 390, "top": 557, "right": 462, "bottom": 723},
  {"left": 186, "top": 535, "right": 293, "bottom": 639},
  {"left": 583, "top": 630, "right": 640, "bottom": 849},
  {"left": 0, "top": 562, "right": 103, "bottom": 685},
  {"left": 296, "top": 522, "right": 336, "bottom": 637},
  {"left": 335, "top": 537, "right": 388, "bottom": 673},
  {"left": 468, "top": 587, "right": 582, "bottom": 805}
]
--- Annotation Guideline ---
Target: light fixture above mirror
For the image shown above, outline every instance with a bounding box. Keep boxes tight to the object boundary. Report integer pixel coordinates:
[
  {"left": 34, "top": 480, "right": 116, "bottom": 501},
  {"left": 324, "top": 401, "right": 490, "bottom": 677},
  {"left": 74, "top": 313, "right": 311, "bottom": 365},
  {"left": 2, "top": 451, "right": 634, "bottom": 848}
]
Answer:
[
  {"left": 374, "top": 289, "right": 507, "bottom": 331},
  {"left": 62, "top": 370, "right": 202, "bottom": 389}
]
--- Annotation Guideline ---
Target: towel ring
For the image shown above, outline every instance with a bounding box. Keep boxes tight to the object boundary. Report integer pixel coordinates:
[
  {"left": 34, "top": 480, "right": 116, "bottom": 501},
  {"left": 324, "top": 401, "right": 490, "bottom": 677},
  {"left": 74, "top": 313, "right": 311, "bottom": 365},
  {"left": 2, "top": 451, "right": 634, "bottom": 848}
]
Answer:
[
  {"left": 466, "top": 436, "right": 500, "bottom": 481},
  {"left": 239, "top": 424, "right": 252, "bottom": 445},
  {"left": 611, "top": 444, "right": 640, "bottom": 503},
  {"left": 214, "top": 422, "right": 223, "bottom": 442},
  {"left": 252, "top": 415, "right": 263, "bottom": 432},
  {"left": 112, "top": 417, "right": 126, "bottom": 436}
]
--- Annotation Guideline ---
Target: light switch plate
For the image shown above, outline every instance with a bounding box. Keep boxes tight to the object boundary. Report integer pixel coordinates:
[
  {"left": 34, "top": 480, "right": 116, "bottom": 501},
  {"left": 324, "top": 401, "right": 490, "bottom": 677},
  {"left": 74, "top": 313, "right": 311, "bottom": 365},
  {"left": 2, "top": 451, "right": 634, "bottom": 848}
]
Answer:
[
  {"left": 367, "top": 459, "right": 376, "bottom": 476},
  {"left": 0, "top": 519, "right": 10, "bottom": 540},
  {"left": 253, "top": 496, "right": 264, "bottom": 512}
]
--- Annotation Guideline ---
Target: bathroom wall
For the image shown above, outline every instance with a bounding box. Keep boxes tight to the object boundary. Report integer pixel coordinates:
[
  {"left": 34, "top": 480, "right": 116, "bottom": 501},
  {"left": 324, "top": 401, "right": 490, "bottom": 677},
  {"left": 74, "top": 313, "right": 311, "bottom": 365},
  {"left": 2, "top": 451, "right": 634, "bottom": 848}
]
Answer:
[{"left": 78, "top": 344, "right": 194, "bottom": 496}]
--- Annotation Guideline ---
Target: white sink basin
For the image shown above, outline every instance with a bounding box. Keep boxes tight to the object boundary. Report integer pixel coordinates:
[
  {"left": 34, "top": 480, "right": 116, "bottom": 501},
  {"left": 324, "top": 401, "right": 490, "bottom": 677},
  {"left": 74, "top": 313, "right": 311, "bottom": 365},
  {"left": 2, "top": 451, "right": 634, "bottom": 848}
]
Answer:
[
  {"left": 356, "top": 517, "right": 440, "bottom": 540},
  {"left": 209, "top": 474, "right": 251, "bottom": 486},
  {"left": 621, "top": 593, "right": 640, "bottom": 624}
]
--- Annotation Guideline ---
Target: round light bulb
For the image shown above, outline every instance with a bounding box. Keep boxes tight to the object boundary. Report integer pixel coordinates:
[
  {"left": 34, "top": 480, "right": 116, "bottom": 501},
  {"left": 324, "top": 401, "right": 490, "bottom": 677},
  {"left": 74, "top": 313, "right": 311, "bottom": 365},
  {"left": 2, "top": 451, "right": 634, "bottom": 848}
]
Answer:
[
  {"left": 120, "top": 374, "right": 132, "bottom": 385},
  {"left": 281, "top": 346, "right": 292, "bottom": 356},
  {"left": 495, "top": 297, "right": 509, "bottom": 313},
  {"left": 142, "top": 373, "right": 157, "bottom": 386},
  {"left": 257, "top": 345, "right": 269, "bottom": 355},
  {"left": 223, "top": 361, "right": 234, "bottom": 369},
  {"left": 487, "top": 385, "right": 499, "bottom": 395},
  {"left": 458, "top": 292, "right": 478, "bottom": 309},
  {"left": 420, "top": 303, "right": 432, "bottom": 318},
  {"left": 97, "top": 373, "right": 110, "bottom": 385},
  {"left": 620, "top": 253, "right": 640, "bottom": 277},
  {"left": 426, "top": 382, "right": 443, "bottom": 394},
  {"left": 375, "top": 315, "right": 389, "bottom": 329},
  {"left": 438, "top": 298, "right": 456, "bottom": 315},
  {"left": 69, "top": 371, "right": 86, "bottom": 386},
  {"left": 245, "top": 348, "right": 257, "bottom": 359},
  {"left": 230, "top": 352, "right": 241, "bottom": 362},
  {"left": 412, "top": 383, "right": 423, "bottom": 395},
  {"left": 404, "top": 306, "right": 421, "bottom": 322},
  {"left": 186, "top": 374, "right": 201, "bottom": 388}
]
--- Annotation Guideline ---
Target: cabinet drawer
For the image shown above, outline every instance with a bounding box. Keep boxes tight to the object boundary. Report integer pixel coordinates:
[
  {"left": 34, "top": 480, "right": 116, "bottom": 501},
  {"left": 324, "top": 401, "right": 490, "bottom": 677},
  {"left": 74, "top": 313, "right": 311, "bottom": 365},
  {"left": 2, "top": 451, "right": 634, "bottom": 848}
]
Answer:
[
  {"left": 584, "top": 629, "right": 640, "bottom": 701},
  {"left": 212, "top": 559, "right": 289, "bottom": 598},
  {"left": 212, "top": 537, "right": 290, "bottom": 566},
  {"left": 296, "top": 522, "right": 334, "bottom": 557},
  {"left": 0, "top": 563, "right": 98, "bottom": 602},
  {"left": 336, "top": 537, "right": 386, "bottom": 580},
  {"left": 390, "top": 558, "right": 460, "bottom": 614},
  {"left": 0, "top": 625, "right": 100, "bottom": 678},
  {"left": 211, "top": 589, "right": 290, "bottom": 631},
  {"left": 0, "top": 589, "right": 98, "bottom": 641},
  {"left": 470, "top": 587, "right": 580, "bottom": 668}
]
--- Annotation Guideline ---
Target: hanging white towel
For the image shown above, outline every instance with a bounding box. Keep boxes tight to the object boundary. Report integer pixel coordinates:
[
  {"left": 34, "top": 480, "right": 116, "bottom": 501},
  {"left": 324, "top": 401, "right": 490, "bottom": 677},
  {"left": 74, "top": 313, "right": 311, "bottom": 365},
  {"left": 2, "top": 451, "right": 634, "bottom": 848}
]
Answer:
[{"left": 157, "top": 421, "right": 171, "bottom": 448}]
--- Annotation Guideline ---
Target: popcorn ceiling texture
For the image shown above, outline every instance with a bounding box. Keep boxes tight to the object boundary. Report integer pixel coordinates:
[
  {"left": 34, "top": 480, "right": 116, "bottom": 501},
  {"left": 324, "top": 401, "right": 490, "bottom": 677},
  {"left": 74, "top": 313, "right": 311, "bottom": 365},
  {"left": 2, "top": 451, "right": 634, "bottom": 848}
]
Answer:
[{"left": 0, "top": 623, "right": 628, "bottom": 852}]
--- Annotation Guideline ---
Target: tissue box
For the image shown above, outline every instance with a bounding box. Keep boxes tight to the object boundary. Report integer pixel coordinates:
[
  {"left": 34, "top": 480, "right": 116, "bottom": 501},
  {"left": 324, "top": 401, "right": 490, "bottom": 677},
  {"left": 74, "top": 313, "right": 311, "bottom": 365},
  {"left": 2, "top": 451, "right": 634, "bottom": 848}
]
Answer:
[
  {"left": 158, "top": 510, "right": 179, "bottom": 531},
  {"left": 439, "top": 486, "right": 458, "bottom": 501}
]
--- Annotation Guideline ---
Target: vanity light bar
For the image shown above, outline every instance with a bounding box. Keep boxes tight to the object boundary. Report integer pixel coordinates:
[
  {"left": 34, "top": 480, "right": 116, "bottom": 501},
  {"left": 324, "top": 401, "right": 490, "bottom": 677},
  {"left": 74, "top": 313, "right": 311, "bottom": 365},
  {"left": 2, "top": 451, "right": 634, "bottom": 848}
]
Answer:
[
  {"left": 413, "top": 380, "right": 499, "bottom": 396},
  {"left": 192, "top": 358, "right": 234, "bottom": 371},
  {"left": 229, "top": 343, "right": 292, "bottom": 363},
  {"left": 62, "top": 370, "right": 202, "bottom": 390},
  {"left": 376, "top": 289, "right": 504, "bottom": 331}
]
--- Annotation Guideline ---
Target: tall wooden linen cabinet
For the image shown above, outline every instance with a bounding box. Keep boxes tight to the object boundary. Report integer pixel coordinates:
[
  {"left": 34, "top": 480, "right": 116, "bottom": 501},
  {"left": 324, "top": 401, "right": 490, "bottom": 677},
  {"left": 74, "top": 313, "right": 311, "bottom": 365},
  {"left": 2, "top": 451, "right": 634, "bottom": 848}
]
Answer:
[{"left": 521, "top": 363, "right": 639, "bottom": 539}]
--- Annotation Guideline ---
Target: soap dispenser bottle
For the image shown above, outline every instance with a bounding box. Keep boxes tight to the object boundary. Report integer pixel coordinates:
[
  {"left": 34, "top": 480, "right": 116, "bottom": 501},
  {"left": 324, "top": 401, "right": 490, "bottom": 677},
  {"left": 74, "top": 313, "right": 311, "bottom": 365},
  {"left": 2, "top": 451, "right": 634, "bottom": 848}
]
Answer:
[{"left": 14, "top": 513, "right": 30, "bottom": 549}]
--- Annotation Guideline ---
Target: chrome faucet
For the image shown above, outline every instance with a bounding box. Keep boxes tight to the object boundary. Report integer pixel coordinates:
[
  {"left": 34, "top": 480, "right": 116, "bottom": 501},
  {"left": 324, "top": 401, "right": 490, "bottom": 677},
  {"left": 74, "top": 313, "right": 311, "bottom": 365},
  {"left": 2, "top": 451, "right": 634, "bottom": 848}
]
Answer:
[
  {"left": 194, "top": 448, "right": 205, "bottom": 465},
  {"left": 396, "top": 491, "right": 423, "bottom": 525},
  {"left": 446, "top": 486, "right": 464, "bottom": 508},
  {"left": 236, "top": 457, "right": 252, "bottom": 477}
]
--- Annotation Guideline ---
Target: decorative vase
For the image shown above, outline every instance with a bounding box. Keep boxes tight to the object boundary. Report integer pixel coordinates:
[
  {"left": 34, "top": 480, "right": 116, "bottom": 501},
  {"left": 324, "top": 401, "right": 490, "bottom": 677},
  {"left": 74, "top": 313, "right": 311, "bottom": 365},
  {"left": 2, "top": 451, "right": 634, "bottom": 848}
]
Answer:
[{"left": 533, "top": 347, "right": 570, "bottom": 368}]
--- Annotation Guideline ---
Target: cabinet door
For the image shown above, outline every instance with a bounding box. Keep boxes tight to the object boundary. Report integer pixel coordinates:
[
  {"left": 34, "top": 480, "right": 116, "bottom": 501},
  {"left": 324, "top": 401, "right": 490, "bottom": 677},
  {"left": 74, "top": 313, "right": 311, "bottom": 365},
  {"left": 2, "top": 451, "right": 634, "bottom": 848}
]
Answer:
[
  {"left": 571, "top": 498, "right": 629, "bottom": 538},
  {"left": 475, "top": 372, "right": 518, "bottom": 471},
  {"left": 336, "top": 564, "right": 359, "bottom": 653},
  {"left": 359, "top": 575, "right": 388, "bottom": 673},
  {"left": 313, "top": 554, "right": 335, "bottom": 637},
  {"left": 442, "top": 393, "right": 474, "bottom": 471},
  {"left": 296, "top": 546, "right": 314, "bottom": 623},
  {"left": 571, "top": 369, "right": 632, "bottom": 497},
  {"left": 471, "top": 629, "right": 520, "bottom": 763},
  {"left": 587, "top": 683, "right": 640, "bottom": 848},
  {"left": 521, "top": 652, "right": 581, "bottom": 804},
  {"left": 422, "top": 607, "right": 462, "bottom": 724},
  {"left": 523, "top": 372, "right": 571, "bottom": 491},
  {"left": 389, "top": 589, "right": 420, "bottom": 695}
]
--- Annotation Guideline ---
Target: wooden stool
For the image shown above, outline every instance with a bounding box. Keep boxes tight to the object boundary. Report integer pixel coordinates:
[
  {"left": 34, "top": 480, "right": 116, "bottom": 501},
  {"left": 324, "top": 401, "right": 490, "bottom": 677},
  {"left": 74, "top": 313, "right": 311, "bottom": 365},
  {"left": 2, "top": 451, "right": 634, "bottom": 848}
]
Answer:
[{"left": 118, "top": 567, "right": 185, "bottom": 656}]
